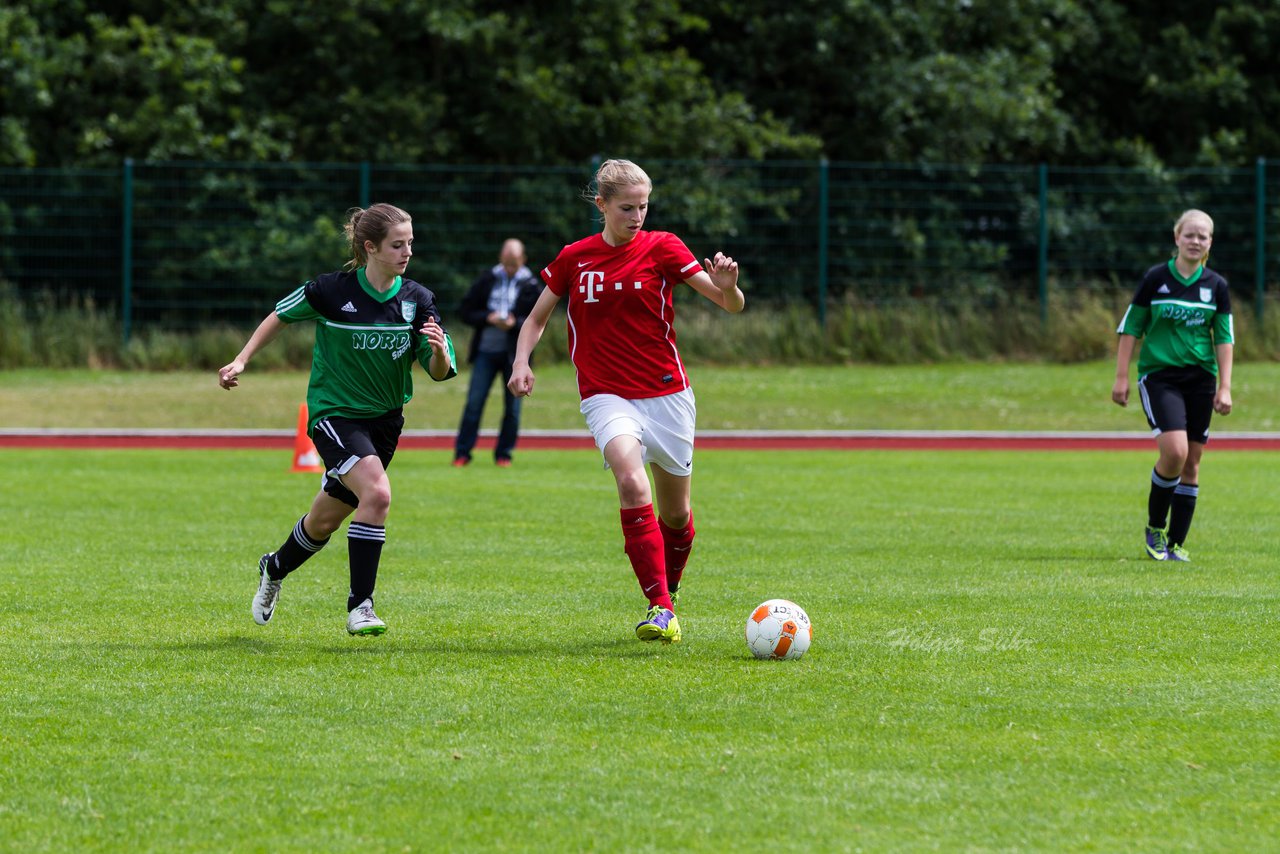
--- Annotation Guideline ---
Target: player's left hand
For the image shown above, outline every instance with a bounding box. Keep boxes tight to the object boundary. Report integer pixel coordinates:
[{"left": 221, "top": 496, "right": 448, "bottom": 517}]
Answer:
[
  {"left": 1214, "top": 388, "right": 1232, "bottom": 415},
  {"left": 703, "top": 252, "right": 739, "bottom": 291},
  {"left": 418, "top": 317, "right": 446, "bottom": 354}
]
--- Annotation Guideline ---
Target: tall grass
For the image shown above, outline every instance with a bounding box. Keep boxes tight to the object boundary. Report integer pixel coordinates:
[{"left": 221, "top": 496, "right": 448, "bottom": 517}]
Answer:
[
  {"left": 2, "top": 281, "right": 1277, "bottom": 370},
  {"left": 0, "top": 286, "right": 120, "bottom": 368}
]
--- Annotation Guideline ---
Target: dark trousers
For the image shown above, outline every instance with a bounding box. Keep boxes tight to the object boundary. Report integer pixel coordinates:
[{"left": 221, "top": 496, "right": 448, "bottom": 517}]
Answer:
[{"left": 454, "top": 349, "right": 522, "bottom": 461}]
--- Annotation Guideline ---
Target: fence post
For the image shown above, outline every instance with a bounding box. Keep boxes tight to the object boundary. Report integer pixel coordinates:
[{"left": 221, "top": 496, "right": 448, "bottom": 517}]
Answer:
[
  {"left": 589, "top": 155, "right": 602, "bottom": 232},
  {"left": 122, "top": 158, "right": 134, "bottom": 344},
  {"left": 359, "top": 161, "right": 371, "bottom": 208},
  {"left": 1037, "top": 163, "right": 1048, "bottom": 327},
  {"left": 817, "top": 157, "right": 829, "bottom": 328},
  {"left": 1256, "top": 157, "right": 1266, "bottom": 323}
]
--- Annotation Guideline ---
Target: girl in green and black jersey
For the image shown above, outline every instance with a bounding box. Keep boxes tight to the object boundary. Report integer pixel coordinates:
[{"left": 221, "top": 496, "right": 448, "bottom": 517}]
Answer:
[
  {"left": 1112, "top": 209, "right": 1234, "bottom": 563},
  {"left": 219, "top": 203, "right": 457, "bottom": 635}
]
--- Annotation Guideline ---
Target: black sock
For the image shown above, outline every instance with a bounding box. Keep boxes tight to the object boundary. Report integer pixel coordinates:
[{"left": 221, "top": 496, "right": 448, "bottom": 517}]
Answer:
[
  {"left": 1147, "top": 468, "right": 1180, "bottom": 530},
  {"left": 347, "top": 522, "right": 385, "bottom": 611},
  {"left": 271, "top": 515, "right": 329, "bottom": 579},
  {"left": 1167, "top": 483, "right": 1199, "bottom": 547}
]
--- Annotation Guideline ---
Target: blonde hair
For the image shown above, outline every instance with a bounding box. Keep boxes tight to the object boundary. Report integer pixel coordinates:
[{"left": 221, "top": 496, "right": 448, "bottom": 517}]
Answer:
[
  {"left": 343, "top": 203, "right": 412, "bottom": 270},
  {"left": 588, "top": 159, "right": 652, "bottom": 204},
  {"left": 1173, "top": 209, "right": 1214, "bottom": 239}
]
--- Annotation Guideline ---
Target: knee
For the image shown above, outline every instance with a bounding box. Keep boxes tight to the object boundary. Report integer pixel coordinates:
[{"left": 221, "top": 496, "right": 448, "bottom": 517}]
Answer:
[
  {"left": 360, "top": 481, "right": 393, "bottom": 520},
  {"left": 615, "top": 469, "right": 651, "bottom": 506},
  {"left": 1159, "top": 447, "right": 1189, "bottom": 475},
  {"left": 661, "top": 507, "right": 691, "bottom": 529}
]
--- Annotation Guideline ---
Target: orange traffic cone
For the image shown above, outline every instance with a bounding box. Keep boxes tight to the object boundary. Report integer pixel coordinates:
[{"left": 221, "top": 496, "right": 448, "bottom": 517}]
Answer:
[{"left": 291, "top": 402, "right": 324, "bottom": 472}]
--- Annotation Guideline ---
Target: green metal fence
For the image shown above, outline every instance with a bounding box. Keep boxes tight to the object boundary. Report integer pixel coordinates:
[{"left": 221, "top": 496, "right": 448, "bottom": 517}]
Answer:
[{"left": 0, "top": 158, "right": 1275, "bottom": 338}]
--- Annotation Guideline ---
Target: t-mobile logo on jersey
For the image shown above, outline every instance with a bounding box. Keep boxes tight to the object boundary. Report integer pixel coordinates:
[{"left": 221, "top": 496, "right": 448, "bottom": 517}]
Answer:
[{"left": 578, "top": 270, "right": 642, "bottom": 303}]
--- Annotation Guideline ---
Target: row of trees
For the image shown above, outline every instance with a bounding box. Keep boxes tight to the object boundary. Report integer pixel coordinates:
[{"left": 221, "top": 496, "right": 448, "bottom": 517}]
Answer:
[{"left": 4, "top": 0, "right": 1280, "bottom": 169}]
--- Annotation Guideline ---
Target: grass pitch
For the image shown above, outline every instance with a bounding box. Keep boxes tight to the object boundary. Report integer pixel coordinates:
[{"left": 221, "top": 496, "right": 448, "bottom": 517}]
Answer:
[
  {"left": 2, "top": 446, "right": 1277, "bottom": 851},
  {"left": 4, "top": 361, "right": 1280, "bottom": 431}
]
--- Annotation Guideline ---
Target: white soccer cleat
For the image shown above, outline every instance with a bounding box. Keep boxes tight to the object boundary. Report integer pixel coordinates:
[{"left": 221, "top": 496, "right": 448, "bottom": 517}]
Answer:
[
  {"left": 346, "top": 598, "right": 387, "bottom": 636},
  {"left": 252, "top": 553, "right": 283, "bottom": 625}
]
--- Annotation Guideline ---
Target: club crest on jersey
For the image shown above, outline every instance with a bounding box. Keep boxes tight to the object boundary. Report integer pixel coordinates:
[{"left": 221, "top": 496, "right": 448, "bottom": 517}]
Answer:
[
  {"left": 401, "top": 301, "right": 417, "bottom": 323},
  {"left": 1199, "top": 287, "right": 1211, "bottom": 303}
]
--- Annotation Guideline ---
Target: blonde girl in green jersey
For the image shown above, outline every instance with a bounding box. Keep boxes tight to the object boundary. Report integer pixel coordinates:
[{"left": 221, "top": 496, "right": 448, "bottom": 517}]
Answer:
[{"left": 1112, "top": 209, "right": 1234, "bottom": 562}]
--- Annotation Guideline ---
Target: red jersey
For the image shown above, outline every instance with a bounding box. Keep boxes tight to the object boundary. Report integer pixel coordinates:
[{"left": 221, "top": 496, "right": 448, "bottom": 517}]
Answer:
[{"left": 542, "top": 230, "right": 703, "bottom": 400}]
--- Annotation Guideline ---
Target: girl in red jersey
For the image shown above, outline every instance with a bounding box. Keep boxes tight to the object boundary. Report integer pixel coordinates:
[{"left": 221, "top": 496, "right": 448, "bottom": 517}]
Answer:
[{"left": 508, "top": 159, "right": 744, "bottom": 643}]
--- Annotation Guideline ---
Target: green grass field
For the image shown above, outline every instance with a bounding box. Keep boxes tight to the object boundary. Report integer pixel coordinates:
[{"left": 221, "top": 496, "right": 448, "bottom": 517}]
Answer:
[
  {"left": 3, "top": 438, "right": 1278, "bottom": 850},
  {"left": 3, "top": 361, "right": 1279, "bottom": 431}
]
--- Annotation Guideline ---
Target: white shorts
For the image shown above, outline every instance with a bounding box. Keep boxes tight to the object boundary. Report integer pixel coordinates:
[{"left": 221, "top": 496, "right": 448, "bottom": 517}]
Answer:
[{"left": 580, "top": 388, "right": 696, "bottom": 476}]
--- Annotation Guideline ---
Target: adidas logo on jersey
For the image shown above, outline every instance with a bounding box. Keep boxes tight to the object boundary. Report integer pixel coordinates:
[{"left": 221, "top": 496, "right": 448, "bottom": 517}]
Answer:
[
  {"left": 1157, "top": 284, "right": 1171, "bottom": 294},
  {"left": 341, "top": 301, "right": 358, "bottom": 312}
]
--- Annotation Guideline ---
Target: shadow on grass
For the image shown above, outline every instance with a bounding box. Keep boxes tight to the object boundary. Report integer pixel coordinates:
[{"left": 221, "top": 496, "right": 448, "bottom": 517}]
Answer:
[
  {"left": 41, "top": 630, "right": 757, "bottom": 662},
  {"left": 316, "top": 635, "right": 691, "bottom": 658},
  {"left": 60, "top": 634, "right": 284, "bottom": 654}
]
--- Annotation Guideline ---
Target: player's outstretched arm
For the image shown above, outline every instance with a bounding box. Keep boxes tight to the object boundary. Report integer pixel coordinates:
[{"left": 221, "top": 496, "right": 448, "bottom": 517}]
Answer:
[
  {"left": 219, "top": 312, "right": 285, "bottom": 390},
  {"left": 508, "top": 287, "right": 559, "bottom": 398},
  {"left": 686, "top": 252, "right": 744, "bottom": 313}
]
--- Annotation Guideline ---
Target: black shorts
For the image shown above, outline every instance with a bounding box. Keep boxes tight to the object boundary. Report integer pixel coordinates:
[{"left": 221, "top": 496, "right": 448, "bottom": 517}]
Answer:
[
  {"left": 310, "top": 409, "right": 404, "bottom": 508},
  {"left": 1137, "top": 367, "right": 1216, "bottom": 444}
]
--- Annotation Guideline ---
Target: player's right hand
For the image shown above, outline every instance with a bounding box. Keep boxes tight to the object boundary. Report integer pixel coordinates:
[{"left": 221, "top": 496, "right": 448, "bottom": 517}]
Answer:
[
  {"left": 508, "top": 365, "right": 534, "bottom": 398},
  {"left": 1111, "top": 378, "right": 1128, "bottom": 407},
  {"left": 218, "top": 361, "right": 244, "bottom": 390}
]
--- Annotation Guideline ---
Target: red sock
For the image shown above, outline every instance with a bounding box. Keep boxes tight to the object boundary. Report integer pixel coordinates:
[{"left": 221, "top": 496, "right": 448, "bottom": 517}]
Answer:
[
  {"left": 621, "top": 505, "right": 671, "bottom": 610},
  {"left": 659, "top": 511, "right": 695, "bottom": 595}
]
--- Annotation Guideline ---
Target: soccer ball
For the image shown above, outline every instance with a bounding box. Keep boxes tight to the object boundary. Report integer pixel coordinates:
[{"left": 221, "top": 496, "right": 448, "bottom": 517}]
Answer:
[{"left": 745, "top": 599, "right": 813, "bottom": 660}]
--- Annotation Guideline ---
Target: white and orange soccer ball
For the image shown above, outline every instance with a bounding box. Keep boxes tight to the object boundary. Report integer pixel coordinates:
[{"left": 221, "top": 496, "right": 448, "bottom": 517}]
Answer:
[{"left": 745, "top": 599, "right": 813, "bottom": 660}]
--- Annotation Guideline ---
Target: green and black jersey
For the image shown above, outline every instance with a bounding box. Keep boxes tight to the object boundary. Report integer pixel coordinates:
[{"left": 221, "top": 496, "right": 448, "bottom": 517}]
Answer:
[
  {"left": 1116, "top": 261, "right": 1234, "bottom": 378},
  {"left": 275, "top": 267, "right": 457, "bottom": 433}
]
